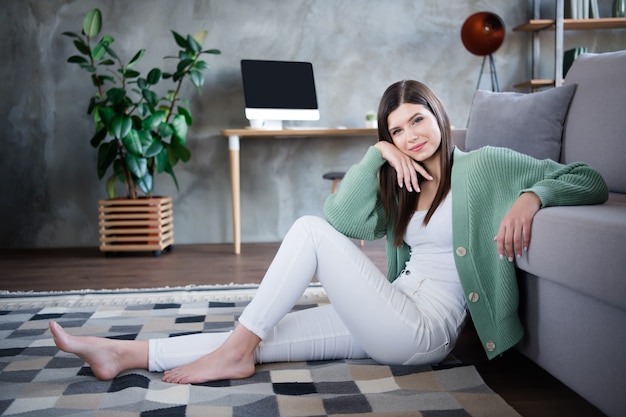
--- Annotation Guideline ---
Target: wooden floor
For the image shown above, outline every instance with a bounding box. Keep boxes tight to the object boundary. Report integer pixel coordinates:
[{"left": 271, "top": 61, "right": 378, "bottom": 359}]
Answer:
[{"left": 0, "top": 241, "right": 606, "bottom": 417}]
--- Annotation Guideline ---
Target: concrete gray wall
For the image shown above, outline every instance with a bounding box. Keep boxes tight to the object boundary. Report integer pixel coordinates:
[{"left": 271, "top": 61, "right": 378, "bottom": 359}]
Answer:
[{"left": 1, "top": 0, "right": 624, "bottom": 248}]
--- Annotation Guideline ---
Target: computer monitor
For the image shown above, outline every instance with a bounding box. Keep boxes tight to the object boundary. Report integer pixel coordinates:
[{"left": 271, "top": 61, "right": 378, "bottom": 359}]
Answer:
[{"left": 241, "top": 59, "right": 320, "bottom": 129}]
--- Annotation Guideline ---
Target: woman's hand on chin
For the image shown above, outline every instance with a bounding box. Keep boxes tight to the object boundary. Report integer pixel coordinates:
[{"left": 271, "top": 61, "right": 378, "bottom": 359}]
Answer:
[{"left": 375, "top": 142, "right": 432, "bottom": 192}]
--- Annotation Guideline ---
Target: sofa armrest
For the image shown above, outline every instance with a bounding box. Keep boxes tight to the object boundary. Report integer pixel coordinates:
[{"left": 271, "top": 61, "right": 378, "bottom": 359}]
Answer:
[{"left": 451, "top": 129, "right": 466, "bottom": 151}]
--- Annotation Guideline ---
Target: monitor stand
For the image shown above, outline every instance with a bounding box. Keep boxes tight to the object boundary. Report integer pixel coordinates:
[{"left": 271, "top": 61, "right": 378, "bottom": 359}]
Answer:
[{"left": 249, "top": 119, "right": 283, "bottom": 130}]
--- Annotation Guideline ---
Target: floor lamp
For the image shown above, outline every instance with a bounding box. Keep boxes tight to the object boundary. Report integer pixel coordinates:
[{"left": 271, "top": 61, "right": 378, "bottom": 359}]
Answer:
[{"left": 461, "top": 12, "right": 505, "bottom": 92}]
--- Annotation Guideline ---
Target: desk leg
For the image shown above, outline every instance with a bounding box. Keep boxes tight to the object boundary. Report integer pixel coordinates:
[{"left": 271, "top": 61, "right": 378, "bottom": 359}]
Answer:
[{"left": 228, "top": 135, "right": 241, "bottom": 254}]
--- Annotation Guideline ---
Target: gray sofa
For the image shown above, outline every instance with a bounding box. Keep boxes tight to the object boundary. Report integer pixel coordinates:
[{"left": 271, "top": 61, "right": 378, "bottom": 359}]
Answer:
[{"left": 453, "top": 50, "right": 626, "bottom": 417}]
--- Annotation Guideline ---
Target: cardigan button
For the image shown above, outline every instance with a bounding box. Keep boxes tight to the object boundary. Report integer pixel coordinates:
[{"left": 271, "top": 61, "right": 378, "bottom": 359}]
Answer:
[
  {"left": 468, "top": 292, "right": 480, "bottom": 303},
  {"left": 456, "top": 247, "right": 467, "bottom": 257},
  {"left": 486, "top": 341, "right": 496, "bottom": 352}
]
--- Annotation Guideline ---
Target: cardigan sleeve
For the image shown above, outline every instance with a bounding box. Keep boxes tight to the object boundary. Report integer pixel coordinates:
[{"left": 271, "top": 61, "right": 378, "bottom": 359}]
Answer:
[
  {"left": 520, "top": 159, "right": 609, "bottom": 208},
  {"left": 323, "top": 146, "right": 388, "bottom": 241},
  {"left": 471, "top": 147, "right": 608, "bottom": 208}
]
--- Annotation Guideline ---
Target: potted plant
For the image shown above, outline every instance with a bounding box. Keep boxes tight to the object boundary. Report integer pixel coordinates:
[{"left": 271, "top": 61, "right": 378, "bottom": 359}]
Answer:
[
  {"left": 64, "top": 8, "right": 220, "bottom": 255},
  {"left": 365, "top": 111, "right": 377, "bottom": 128}
]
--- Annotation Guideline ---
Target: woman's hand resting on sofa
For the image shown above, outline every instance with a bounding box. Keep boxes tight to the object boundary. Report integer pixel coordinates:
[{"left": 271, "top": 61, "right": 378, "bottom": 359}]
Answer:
[{"left": 494, "top": 192, "right": 542, "bottom": 262}]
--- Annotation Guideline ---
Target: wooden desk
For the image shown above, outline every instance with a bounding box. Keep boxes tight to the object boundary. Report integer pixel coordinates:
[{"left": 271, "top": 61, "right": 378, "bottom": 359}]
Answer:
[{"left": 221, "top": 128, "right": 378, "bottom": 254}]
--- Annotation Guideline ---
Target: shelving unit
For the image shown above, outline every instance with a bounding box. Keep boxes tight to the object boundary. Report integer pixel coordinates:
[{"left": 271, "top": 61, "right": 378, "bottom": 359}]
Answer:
[
  {"left": 515, "top": 17, "right": 626, "bottom": 31},
  {"left": 513, "top": 0, "right": 626, "bottom": 89}
]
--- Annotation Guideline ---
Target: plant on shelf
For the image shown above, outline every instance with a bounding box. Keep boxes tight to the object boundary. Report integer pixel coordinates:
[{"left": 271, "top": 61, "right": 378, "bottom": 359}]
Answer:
[{"left": 64, "top": 8, "right": 221, "bottom": 200}]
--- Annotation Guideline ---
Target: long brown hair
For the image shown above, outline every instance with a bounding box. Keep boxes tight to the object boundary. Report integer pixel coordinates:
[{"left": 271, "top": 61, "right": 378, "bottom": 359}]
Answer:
[{"left": 377, "top": 80, "right": 453, "bottom": 247}]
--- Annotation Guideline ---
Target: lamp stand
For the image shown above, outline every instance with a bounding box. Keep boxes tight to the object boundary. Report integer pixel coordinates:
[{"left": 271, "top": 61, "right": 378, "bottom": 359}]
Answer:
[{"left": 475, "top": 54, "right": 500, "bottom": 92}]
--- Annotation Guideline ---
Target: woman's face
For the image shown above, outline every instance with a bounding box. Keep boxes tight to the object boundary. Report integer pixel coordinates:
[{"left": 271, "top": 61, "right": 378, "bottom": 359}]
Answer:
[{"left": 387, "top": 103, "right": 441, "bottom": 164}]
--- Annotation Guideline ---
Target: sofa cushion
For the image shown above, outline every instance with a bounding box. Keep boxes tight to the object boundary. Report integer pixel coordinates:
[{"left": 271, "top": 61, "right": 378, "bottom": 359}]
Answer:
[
  {"left": 465, "top": 84, "right": 577, "bottom": 161},
  {"left": 562, "top": 50, "right": 626, "bottom": 193},
  {"left": 516, "top": 192, "right": 626, "bottom": 311}
]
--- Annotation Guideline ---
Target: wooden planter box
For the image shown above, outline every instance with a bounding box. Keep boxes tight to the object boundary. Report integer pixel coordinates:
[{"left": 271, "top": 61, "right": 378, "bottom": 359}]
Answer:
[{"left": 98, "top": 197, "right": 174, "bottom": 255}]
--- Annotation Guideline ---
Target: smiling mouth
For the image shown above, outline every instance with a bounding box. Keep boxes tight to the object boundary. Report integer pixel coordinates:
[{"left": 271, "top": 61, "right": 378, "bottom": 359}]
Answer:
[{"left": 410, "top": 142, "right": 426, "bottom": 152}]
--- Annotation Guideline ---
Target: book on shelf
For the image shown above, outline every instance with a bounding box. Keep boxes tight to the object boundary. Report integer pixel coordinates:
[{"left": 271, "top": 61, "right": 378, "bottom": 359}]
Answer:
[{"left": 568, "top": 0, "right": 600, "bottom": 18}]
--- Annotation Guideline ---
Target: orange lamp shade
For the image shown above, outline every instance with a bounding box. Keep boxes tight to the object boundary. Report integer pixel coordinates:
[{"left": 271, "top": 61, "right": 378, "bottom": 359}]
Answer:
[{"left": 461, "top": 12, "right": 505, "bottom": 56}]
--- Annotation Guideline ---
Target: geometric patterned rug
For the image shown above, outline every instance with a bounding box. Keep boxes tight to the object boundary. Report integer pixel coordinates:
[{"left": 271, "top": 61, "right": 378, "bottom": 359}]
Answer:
[{"left": 0, "top": 285, "right": 520, "bottom": 416}]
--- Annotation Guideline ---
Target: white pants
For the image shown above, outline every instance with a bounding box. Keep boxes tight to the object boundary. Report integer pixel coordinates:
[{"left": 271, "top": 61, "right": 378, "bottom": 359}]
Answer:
[{"left": 149, "top": 216, "right": 467, "bottom": 372}]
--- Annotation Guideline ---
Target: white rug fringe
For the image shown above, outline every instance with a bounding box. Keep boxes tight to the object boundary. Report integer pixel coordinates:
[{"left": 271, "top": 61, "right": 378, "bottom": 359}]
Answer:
[{"left": 0, "top": 283, "right": 328, "bottom": 310}]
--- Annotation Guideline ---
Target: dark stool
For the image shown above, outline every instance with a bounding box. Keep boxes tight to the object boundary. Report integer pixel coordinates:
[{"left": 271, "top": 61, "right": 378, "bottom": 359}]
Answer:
[{"left": 322, "top": 171, "right": 345, "bottom": 194}]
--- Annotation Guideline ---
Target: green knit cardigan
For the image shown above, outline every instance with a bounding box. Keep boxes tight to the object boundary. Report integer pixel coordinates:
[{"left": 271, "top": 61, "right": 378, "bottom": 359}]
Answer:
[{"left": 323, "top": 146, "right": 608, "bottom": 359}]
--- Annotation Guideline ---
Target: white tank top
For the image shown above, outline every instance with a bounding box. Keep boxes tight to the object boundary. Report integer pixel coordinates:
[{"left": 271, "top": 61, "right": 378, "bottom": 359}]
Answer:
[{"left": 403, "top": 194, "right": 464, "bottom": 303}]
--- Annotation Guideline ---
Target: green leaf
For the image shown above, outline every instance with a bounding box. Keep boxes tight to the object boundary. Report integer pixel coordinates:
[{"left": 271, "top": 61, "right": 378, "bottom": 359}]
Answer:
[
  {"left": 101, "top": 35, "right": 114, "bottom": 45},
  {"left": 142, "top": 89, "right": 159, "bottom": 109},
  {"left": 147, "top": 68, "right": 162, "bottom": 85},
  {"left": 73, "top": 39, "right": 91, "bottom": 55},
  {"left": 144, "top": 138, "right": 164, "bottom": 158},
  {"left": 177, "top": 58, "right": 194, "bottom": 73},
  {"left": 62, "top": 31, "right": 82, "bottom": 40},
  {"left": 68, "top": 55, "right": 89, "bottom": 64},
  {"left": 154, "top": 148, "right": 169, "bottom": 173},
  {"left": 87, "top": 97, "right": 96, "bottom": 115},
  {"left": 122, "top": 68, "right": 141, "bottom": 79},
  {"left": 170, "top": 136, "right": 191, "bottom": 162},
  {"left": 127, "top": 49, "right": 145, "bottom": 67},
  {"left": 165, "top": 164, "right": 180, "bottom": 191},
  {"left": 94, "top": 74, "right": 115, "bottom": 87},
  {"left": 137, "top": 102, "right": 150, "bottom": 117},
  {"left": 81, "top": 64, "right": 97, "bottom": 73},
  {"left": 189, "top": 69, "right": 204, "bottom": 90},
  {"left": 194, "top": 60, "right": 209, "bottom": 71},
  {"left": 202, "top": 49, "right": 221, "bottom": 55},
  {"left": 97, "top": 141, "right": 118, "bottom": 179},
  {"left": 122, "top": 129, "right": 143, "bottom": 156},
  {"left": 105, "top": 173, "right": 119, "bottom": 199},
  {"left": 172, "top": 70, "right": 184, "bottom": 82},
  {"left": 177, "top": 106, "right": 192, "bottom": 125},
  {"left": 99, "top": 59, "right": 115, "bottom": 66},
  {"left": 172, "top": 31, "right": 187, "bottom": 49},
  {"left": 90, "top": 127, "right": 108, "bottom": 148},
  {"left": 83, "top": 9, "right": 102, "bottom": 38},
  {"left": 111, "top": 114, "right": 132, "bottom": 139},
  {"left": 98, "top": 107, "right": 115, "bottom": 127},
  {"left": 136, "top": 129, "right": 153, "bottom": 151},
  {"left": 158, "top": 122, "right": 174, "bottom": 138},
  {"left": 142, "top": 111, "right": 167, "bottom": 130},
  {"left": 106, "top": 88, "right": 126, "bottom": 105},
  {"left": 103, "top": 44, "right": 119, "bottom": 61},
  {"left": 125, "top": 152, "right": 148, "bottom": 178},
  {"left": 92, "top": 41, "right": 107, "bottom": 60},
  {"left": 172, "top": 114, "right": 188, "bottom": 141},
  {"left": 187, "top": 34, "right": 201, "bottom": 53},
  {"left": 136, "top": 173, "right": 153, "bottom": 194},
  {"left": 137, "top": 78, "right": 148, "bottom": 90}
]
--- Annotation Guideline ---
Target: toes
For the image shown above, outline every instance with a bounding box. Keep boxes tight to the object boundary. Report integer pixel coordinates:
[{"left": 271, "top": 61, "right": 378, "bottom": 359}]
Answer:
[{"left": 163, "top": 369, "right": 189, "bottom": 384}]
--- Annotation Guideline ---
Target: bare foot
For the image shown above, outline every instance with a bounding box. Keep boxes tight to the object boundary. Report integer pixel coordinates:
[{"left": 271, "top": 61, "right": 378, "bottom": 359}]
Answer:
[
  {"left": 162, "top": 325, "right": 260, "bottom": 384},
  {"left": 49, "top": 321, "right": 147, "bottom": 380},
  {"left": 162, "top": 347, "right": 256, "bottom": 384}
]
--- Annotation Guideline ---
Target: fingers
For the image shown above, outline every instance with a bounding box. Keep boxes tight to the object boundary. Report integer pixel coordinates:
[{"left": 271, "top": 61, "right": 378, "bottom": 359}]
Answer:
[
  {"left": 494, "top": 223, "right": 530, "bottom": 262},
  {"left": 374, "top": 142, "right": 432, "bottom": 192},
  {"left": 397, "top": 159, "right": 432, "bottom": 193},
  {"left": 495, "top": 193, "right": 540, "bottom": 262}
]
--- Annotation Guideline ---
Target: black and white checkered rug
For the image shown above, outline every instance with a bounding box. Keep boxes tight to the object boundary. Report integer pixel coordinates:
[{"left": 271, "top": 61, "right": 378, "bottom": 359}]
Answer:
[{"left": 0, "top": 286, "right": 520, "bottom": 416}]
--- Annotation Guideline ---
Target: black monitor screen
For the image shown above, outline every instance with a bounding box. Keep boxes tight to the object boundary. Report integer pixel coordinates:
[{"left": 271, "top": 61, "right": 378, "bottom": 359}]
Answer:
[{"left": 241, "top": 60, "right": 318, "bottom": 110}]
